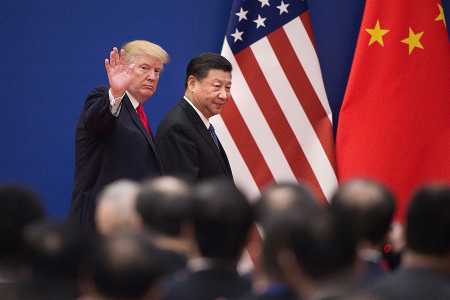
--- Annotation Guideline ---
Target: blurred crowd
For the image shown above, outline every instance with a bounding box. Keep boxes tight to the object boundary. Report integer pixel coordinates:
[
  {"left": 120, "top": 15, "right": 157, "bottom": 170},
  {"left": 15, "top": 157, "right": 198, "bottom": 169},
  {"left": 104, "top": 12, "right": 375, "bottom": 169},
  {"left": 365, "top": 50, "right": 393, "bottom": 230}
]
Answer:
[{"left": 0, "top": 178, "right": 449, "bottom": 300}]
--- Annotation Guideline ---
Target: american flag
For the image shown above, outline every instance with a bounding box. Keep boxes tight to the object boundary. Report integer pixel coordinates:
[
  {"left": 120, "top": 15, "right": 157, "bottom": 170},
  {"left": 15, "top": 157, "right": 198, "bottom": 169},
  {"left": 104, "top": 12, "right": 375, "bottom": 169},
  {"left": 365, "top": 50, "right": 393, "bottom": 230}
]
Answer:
[{"left": 211, "top": 0, "right": 337, "bottom": 202}]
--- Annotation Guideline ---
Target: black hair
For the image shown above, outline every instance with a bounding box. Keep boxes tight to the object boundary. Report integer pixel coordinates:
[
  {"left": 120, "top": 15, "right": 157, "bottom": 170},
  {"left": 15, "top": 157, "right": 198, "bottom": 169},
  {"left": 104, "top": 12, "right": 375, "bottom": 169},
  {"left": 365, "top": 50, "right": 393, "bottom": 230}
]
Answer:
[
  {"left": 0, "top": 184, "right": 45, "bottom": 259},
  {"left": 331, "top": 179, "right": 395, "bottom": 245},
  {"left": 268, "top": 208, "right": 356, "bottom": 280},
  {"left": 192, "top": 178, "right": 253, "bottom": 261},
  {"left": 406, "top": 184, "right": 450, "bottom": 255},
  {"left": 136, "top": 177, "right": 193, "bottom": 236},
  {"left": 256, "top": 182, "right": 320, "bottom": 279},
  {"left": 91, "top": 233, "right": 167, "bottom": 299},
  {"left": 184, "top": 52, "right": 232, "bottom": 89}
]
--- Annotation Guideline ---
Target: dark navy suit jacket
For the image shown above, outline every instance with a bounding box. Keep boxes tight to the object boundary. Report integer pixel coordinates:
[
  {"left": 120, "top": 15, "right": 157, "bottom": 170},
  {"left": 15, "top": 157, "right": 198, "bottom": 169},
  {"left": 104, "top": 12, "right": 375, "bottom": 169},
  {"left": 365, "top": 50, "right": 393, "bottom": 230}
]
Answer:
[
  {"left": 71, "top": 87, "right": 163, "bottom": 228},
  {"left": 156, "top": 99, "right": 232, "bottom": 182}
]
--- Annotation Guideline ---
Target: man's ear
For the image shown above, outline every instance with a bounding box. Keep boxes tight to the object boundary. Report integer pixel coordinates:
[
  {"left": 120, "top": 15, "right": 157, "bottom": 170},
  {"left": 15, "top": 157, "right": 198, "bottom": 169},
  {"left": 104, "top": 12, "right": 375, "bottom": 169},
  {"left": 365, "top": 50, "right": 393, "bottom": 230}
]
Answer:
[{"left": 187, "top": 75, "right": 198, "bottom": 93}]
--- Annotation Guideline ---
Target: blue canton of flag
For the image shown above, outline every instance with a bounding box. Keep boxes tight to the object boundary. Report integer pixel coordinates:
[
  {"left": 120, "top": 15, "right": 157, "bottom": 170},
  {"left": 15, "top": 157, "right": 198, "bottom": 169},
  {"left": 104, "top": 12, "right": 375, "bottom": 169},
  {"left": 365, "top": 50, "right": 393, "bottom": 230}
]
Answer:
[{"left": 226, "top": 0, "right": 308, "bottom": 52}]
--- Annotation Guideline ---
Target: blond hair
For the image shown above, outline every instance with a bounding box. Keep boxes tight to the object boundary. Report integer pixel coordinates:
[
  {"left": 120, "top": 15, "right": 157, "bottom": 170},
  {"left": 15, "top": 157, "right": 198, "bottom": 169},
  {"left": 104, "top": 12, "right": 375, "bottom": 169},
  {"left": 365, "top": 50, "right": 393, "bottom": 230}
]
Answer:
[{"left": 122, "top": 40, "right": 170, "bottom": 64}]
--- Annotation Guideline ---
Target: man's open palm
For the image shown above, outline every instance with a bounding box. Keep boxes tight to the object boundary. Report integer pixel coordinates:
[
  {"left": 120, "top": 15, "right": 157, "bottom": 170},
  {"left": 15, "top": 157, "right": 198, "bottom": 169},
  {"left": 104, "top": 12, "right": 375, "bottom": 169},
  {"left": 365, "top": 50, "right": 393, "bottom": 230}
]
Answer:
[{"left": 105, "top": 47, "right": 134, "bottom": 98}]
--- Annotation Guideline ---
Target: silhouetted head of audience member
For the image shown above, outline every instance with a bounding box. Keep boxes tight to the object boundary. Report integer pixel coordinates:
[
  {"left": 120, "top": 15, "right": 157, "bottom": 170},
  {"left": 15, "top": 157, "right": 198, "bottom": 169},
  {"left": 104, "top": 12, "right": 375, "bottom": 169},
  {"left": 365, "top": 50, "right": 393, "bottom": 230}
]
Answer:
[
  {"left": 257, "top": 182, "right": 320, "bottom": 281},
  {"left": 404, "top": 184, "right": 450, "bottom": 267},
  {"left": 331, "top": 179, "right": 395, "bottom": 249},
  {"left": 274, "top": 207, "right": 357, "bottom": 299},
  {"left": 135, "top": 176, "right": 195, "bottom": 273},
  {"left": 192, "top": 178, "right": 253, "bottom": 264},
  {"left": 256, "top": 182, "right": 320, "bottom": 228},
  {"left": 351, "top": 184, "right": 450, "bottom": 300},
  {"left": 0, "top": 184, "right": 45, "bottom": 263},
  {"left": 24, "top": 221, "right": 88, "bottom": 279},
  {"left": 95, "top": 180, "right": 141, "bottom": 235},
  {"left": 88, "top": 233, "right": 167, "bottom": 300},
  {"left": 136, "top": 176, "right": 194, "bottom": 238},
  {"left": 19, "top": 221, "right": 89, "bottom": 299}
]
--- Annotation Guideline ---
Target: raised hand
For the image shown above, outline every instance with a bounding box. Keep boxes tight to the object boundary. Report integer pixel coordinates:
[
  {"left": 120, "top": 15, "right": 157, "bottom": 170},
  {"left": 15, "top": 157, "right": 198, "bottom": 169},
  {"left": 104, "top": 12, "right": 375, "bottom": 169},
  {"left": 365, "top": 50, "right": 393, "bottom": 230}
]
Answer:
[{"left": 104, "top": 47, "right": 135, "bottom": 98}]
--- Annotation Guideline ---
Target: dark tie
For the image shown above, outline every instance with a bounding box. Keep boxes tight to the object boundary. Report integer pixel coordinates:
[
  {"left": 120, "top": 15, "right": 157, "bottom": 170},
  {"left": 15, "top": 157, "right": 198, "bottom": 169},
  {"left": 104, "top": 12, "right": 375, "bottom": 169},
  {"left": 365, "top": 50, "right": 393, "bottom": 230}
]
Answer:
[
  {"left": 136, "top": 104, "right": 152, "bottom": 136},
  {"left": 208, "top": 124, "right": 220, "bottom": 149}
]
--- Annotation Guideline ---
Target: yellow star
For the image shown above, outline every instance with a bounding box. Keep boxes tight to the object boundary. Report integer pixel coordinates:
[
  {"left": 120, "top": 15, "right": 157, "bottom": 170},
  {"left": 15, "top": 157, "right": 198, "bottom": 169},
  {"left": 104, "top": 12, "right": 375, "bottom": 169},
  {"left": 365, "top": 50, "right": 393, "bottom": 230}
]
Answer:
[
  {"left": 365, "top": 20, "right": 390, "bottom": 46},
  {"left": 401, "top": 27, "right": 424, "bottom": 55},
  {"left": 435, "top": 4, "right": 446, "bottom": 27}
]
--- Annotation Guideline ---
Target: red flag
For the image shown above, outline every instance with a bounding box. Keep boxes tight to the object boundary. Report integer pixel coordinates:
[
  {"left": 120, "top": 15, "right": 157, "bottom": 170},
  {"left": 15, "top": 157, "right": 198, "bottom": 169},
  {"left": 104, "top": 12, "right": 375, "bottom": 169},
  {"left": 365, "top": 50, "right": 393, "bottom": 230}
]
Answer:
[{"left": 337, "top": 1, "right": 450, "bottom": 220}]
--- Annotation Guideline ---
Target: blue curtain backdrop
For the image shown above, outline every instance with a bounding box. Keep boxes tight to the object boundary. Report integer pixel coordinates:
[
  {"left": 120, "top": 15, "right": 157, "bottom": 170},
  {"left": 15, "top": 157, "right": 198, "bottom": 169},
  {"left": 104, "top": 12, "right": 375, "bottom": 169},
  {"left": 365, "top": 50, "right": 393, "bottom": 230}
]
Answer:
[
  {"left": 5, "top": 0, "right": 446, "bottom": 218},
  {"left": 0, "top": 0, "right": 233, "bottom": 217}
]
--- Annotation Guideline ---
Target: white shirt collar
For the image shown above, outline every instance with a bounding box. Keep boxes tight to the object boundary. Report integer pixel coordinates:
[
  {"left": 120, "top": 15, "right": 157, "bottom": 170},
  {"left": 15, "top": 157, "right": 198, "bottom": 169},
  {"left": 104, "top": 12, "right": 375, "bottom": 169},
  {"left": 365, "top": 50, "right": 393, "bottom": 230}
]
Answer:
[
  {"left": 126, "top": 91, "right": 140, "bottom": 110},
  {"left": 183, "top": 96, "right": 210, "bottom": 129}
]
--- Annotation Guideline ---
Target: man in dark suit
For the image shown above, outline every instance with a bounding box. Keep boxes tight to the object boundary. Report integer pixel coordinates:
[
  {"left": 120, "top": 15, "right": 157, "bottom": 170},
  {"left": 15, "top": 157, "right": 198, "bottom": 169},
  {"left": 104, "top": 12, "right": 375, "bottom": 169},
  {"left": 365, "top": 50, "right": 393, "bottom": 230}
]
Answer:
[
  {"left": 242, "top": 183, "right": 321, "bottom": 300},
  {"left": 330, "top": 179, "right": 396, "bottom": 286},
  {"left": 135, "top": 176, "right": 197, "bottom": 275},
  {"left": 162, "top": 179, "right": 253, "bottom": 300},
  {"left": 0, "top": 185, "right": 46, "bottom": 299},
  {"left": 16, "top": 221, "right": 88, "bottom": 300},
  {"left": 83, "top": 233, "right": 168, "bottom": 300},
  {"left": 360, "top": 184, "right": 450, "bottom": 300},
  {"left": 71, "top": 40, "right": 169, "bottom": 229},
  {"left": 156, "top": 53, "right": 233, "bottom": 181},
  {"left": 275, "top": 198, "right": 358, "bottom": 300}
]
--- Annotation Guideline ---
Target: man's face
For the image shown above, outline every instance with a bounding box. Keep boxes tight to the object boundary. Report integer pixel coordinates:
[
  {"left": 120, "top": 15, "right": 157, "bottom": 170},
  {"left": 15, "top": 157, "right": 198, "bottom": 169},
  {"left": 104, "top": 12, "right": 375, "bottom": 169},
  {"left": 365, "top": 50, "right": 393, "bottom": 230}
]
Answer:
[
  {"left": 190, "top": 69, "right": 232, "bottom": 119},
  {"left": 128, "top": 54, "right": 163, "bottom": 102}
]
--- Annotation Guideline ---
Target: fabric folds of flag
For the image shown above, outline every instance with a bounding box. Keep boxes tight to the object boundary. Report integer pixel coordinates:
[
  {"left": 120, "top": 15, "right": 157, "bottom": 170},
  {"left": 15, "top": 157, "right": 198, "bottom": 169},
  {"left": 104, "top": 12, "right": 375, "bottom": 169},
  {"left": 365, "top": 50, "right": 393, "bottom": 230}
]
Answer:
[
  {"left": 211, "top": 0, "right": 337, "bottom": 202},
  {"left": 336, "top": 0, "right": 450, "bottom": 220}
]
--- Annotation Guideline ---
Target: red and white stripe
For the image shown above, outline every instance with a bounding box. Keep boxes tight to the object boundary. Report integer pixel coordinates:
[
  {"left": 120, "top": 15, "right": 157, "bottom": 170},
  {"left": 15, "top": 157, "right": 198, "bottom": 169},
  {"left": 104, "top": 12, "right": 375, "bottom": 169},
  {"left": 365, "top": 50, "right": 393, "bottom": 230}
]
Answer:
[{"left": 211, "top": 12, "right": 337, "bottom": 203}]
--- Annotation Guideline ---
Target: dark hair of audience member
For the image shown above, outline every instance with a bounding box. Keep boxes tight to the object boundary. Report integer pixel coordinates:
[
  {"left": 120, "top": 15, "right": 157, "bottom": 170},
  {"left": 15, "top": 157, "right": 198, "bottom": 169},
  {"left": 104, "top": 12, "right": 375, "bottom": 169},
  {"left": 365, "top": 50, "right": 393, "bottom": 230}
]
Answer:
[
  {"left": 184, "top": 52, "right": 232, "bottom": 89},
  {"left": 24, "top": 221, "right": 89, "bottom": 279},
  {"left": 331, "top": 179, "right": 395, "bottom": 246},
  {"left": 192, "top": 178, "right": 253, "bottom": 262},
  {"left": 0, "top": 184, "right": 45, "bottom": 260},
  {"left": 272, "top": 207, "right": 356, "bottom": 280},
  {"left": 136, "top": 177, "right": 193, "bottom": 237},
  {"left": 90, "top": 233, "right": 167, "bottom": 299},
  {"left": 257, "top": 182, "right": 320, "bottom": 279},
  {"left": 17, "top": 221, "right": 90, "bottom": 299},
  {"left": 406, "top": 184, "right": 450, "bottom": 256}
]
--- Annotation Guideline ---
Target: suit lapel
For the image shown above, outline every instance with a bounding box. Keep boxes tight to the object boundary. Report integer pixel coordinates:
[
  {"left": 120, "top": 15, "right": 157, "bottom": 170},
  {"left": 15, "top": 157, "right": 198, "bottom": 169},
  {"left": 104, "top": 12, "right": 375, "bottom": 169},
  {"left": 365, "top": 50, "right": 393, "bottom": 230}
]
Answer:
[
  {"left": 123, "top": 95, "right": 161, "bottom": 163},
  {"left": 180, "top": 100, "right": 231, "bottom": 176}
]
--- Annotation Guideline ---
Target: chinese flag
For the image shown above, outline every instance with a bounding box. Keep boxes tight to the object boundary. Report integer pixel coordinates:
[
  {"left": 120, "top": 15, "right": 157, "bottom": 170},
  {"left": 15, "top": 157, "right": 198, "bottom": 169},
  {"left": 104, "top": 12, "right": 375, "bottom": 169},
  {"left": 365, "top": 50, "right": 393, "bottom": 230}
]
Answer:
[{"left": 336, "top": 1, "right": 450, "bottom": 220}]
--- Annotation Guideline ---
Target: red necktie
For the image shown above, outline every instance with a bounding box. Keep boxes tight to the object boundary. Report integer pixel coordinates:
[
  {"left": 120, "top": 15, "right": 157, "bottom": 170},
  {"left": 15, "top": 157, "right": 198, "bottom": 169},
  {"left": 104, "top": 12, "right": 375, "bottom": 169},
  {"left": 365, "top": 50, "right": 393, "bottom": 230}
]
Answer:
[{"left": 136, "top": 104, "right": 152, "bottom": 136}]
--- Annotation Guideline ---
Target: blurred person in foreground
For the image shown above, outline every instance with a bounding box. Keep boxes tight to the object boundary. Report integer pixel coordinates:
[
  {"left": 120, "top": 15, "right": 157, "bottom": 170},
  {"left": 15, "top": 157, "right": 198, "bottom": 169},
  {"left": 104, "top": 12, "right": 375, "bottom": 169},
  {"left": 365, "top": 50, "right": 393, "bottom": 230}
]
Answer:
[
  {"left": 95, "top": 179, "right": 141, "bottom": 235},
  {"left": 136, "top": 176, "right": 197, "bottom": 274},
  {"left": 241, "top": 182, "right": 321, "bottom": 300},
  {"left": 359, "top": 184, "right": 450, "bottom": 300},
  {"left": 275, "top": 202, "right": 358, "bottom": 300},
  {"left": 330, "top": 179, "right": 395, "bottom": 286},
  {"left": 81, "top": 233, "right": 167, "bottom": 300},
  {"left": 17, "top": 221, "right": 89, "bottom": 300},
  {"left": 163, "top": 178, "right": 253, "bottom": 300},
  {"left": 0, "top": 184, "right": 45, "bottom": 299}
]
